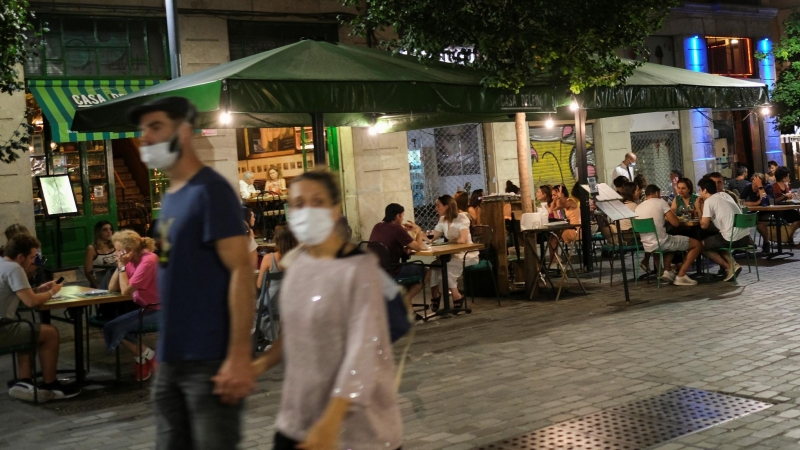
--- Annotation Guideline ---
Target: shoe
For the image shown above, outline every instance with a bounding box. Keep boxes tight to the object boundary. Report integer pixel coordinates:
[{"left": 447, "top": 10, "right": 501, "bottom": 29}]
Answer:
[
  {"left": 146, "top": 355, "right": 158, "bottom": 375},
  {"left": 673, "top": 275, "right": 698, "bottom": 286},
  {"left": 430, "top": 296, "right": 441, "bottom": 313},
  {"left": 133, "top": 361, "right": 152, "bottom": 382},
  {"left": 638, "top": 262, "right": 649, "bottom": 274},
  {"left": 724, "top": 264, "right": 743, "bottom": 282},
  {"left": 8, "top": 380, "right": 54, "bottom": 403},
  {"left": 41, "top": 381, "right": 80, "bottom": 400},
  {"left": 661, "top": 270, "right": 676, "bottom": 282},
  {"left": 717, "top": 266, "right": 726, "bottom": 276}
]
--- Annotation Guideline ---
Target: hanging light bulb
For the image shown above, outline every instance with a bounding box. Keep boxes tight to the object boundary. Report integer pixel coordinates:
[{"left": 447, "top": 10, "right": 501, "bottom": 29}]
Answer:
[
  {"left": 761, "top": 106, "right": 771, "bottom": 116},
  {"left": 50, "top": 141, "right": 57, "bottom": 150},
  {"left": 219, "top": 111, "right": 232, "bottom": 125},
  {"left": 569, "top": 100, "right": 579, "bottom": 111},
  {"left": 369, "top": 121, "right": 390, "bottom": 135},
  {"left": 545, "top": 117, "right": 554, "bottom": 128}
]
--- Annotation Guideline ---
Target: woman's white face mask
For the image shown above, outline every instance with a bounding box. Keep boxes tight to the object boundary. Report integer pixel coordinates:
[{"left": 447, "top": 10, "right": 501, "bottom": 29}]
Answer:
[
  {"left": 139, "top": 130, "right": 182, "bottom": 170},
  {"left": 288, "top": 207, "right": 335, "bottom": 246}
]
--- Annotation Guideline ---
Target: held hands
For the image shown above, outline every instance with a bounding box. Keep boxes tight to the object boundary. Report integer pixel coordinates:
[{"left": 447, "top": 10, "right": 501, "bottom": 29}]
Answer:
[
  {"left": 297, "top": 413, "right": 341, "bottom": 450},
  {"left": 212, "top": 355, "right": 256, "bottom": 405}
]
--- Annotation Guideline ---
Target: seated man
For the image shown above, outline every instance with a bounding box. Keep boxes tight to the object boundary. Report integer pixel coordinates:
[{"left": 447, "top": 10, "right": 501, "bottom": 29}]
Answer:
[
  {"left": 697, "top": 178, "right": 751, "bottom": 281},
  {"left": 2, "top": 234, "right": 80, "bottom": 402},
  {"left": 740, "top": 172, "right": 773, "bottom": 253},
  {"left": 238, "top": 171, "right": 259, "bottom": 200},
  {"left": 613, "top": 176, "right": 628, "bottom": 194},
  {"left": 369, "top": 203, "right": 427, "bottom": 303},
  {"left": 634, "top": 185, "right": 702, "bottom": 286},
  {"left": 728, "top": 166, "right": 750, "bottom": 196}
]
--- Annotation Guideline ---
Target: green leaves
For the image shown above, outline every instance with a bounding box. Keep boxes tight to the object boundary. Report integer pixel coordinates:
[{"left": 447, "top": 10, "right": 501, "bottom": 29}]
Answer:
[
  {"left": 0, "top": 0, "right": 38, "bottom": 163},
  {"left": 759, "top": 11, "right": 800, "bottom": 133},
  {"left": 342, "top": 0, "right": 676, "bottom": 93}
]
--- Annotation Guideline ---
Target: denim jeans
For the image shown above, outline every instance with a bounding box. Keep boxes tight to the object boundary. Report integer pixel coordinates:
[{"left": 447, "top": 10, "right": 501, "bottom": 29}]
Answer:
[
  {"left": 102, "top": 309, "right": 159, "bottom": 352},
  {"left": 153, "top": 360, "right": 244, "bottom": 450}
]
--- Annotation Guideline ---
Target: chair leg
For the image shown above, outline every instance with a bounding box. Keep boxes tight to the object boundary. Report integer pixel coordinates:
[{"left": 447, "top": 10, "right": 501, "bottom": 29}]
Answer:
[
  {"left": 609, "top": 252, "right": 615, "bottom": 287},
  {"left": 31, "top": 350, "right": 38, "bottom": 404},
  {"left": 12, "top": 352, "right": 17, "bottom": 380},
  {"left": 115, "top": 346, "right": 121, "bottom": 383},
  {"left": 753, "top": 250, "right": 760, "bottom": 281}
]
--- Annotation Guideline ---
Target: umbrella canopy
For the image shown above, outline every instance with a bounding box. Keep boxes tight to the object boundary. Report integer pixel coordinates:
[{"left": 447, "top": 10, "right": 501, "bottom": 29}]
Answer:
[{"left": 71, "top": 39, "right": 563, "bottom": 133}]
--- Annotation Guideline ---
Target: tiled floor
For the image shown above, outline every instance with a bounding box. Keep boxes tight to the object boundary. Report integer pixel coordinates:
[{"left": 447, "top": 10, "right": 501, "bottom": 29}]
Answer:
[{"left": 3, "top": 255, "right": 800, "bottom": 449}]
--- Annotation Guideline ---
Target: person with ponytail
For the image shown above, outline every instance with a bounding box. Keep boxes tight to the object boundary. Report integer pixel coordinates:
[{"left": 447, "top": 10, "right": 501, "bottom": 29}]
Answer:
[{"left": 105, "top": 229, "right": 160, "bottom": 381}]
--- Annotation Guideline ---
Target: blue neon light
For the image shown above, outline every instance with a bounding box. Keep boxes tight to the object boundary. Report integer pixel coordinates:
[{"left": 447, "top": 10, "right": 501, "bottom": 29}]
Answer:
[
  {"left": 759, "top": 38, "right": 775, "bottom": 91},
  {"left": 686, "top": 36, "right": 705, "bottom": 73}
]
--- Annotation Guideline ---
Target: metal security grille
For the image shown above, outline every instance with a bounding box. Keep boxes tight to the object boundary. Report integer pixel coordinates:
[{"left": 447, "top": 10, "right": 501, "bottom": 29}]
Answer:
[
  {"left": 479, "top": 387, "right": 772, "bottom": 450},
  {"left": 630, "top": 130, "right": 683, "bottom": 193},
  {"left": 407, "top": 124, "right": 487, "bottom": 231}
]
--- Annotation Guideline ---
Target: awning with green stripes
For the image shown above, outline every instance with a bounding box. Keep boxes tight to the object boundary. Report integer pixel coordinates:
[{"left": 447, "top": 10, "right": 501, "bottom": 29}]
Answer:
[{"left": 28, "top": 79, "right": 162, "bottom": 142}]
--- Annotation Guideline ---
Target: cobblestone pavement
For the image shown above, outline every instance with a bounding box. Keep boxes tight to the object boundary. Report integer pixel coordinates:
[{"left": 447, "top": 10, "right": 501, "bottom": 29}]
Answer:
[{"left": 3, "top": 256, "right": 800, "bottom": 449}]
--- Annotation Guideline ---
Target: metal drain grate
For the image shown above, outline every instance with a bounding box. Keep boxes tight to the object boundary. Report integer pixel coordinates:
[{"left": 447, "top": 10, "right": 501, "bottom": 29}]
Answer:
[{"left": 478, "top": 387, "right": 773, "bottom": 449}]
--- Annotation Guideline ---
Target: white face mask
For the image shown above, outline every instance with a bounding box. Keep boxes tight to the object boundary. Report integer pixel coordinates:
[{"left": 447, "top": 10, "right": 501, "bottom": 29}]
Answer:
[
  {"left": 288, "top": 207, "right": 335, "bottom": 246},
  {"left": 629, "top": 162, "right": 636, "bottom": 167},
  {"left": 139, "top": 133, "right": 181, "bottom": 170}
]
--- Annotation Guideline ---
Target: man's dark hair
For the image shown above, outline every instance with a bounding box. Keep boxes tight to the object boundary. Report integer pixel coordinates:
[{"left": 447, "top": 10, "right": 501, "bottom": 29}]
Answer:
[
  {"left": 670, "top": 169, "right": 683, "bottom": 178},
  {"left": 768, "top": 160, "right": 779, "bottom": 168},
  {"left": 620, "top": 182, "right": 638, "bottom": 202},
  {"left": 383, "top": 203, "right": 404, "bottom": 222},
  {"left": 633, "top": 173, "right": 647, "bottom": 189},
  {"left": 4, "top": 234, "right": 41, "bottom": 260},
  {"left": 644, "top": 184, "right": 661, "bottom": 197},
  {"left": 775, "top": 165, "right": 791, "bottom": 182},
  {"left": 706, "top": 172, "right": 723, "bottom": 179},
  {"left": 697, "top": 178, "right": 717, "bottom": 194},
  {"left": 737, "top": 166, "right": 748, "bottom": 177},
  {"left": 613, "top": 176, "right": 627, "bottom": 188}
]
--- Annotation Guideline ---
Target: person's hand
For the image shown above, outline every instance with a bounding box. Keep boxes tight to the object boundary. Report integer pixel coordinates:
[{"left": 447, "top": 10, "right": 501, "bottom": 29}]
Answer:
[
  {"left": 297, "top": 416, "right": 340, "bottom": 450},
  {"left": 117, "top": 250, "right": 132, "bottom": 266},
  {"left": 212, "top": 355, "right": 256, "bottom": 404},
  {"left": 49, "top": 282, "right": 62, "bottom": 295},
  {"left": 251, "top": 355, "right": 269, "bottom": 375}
]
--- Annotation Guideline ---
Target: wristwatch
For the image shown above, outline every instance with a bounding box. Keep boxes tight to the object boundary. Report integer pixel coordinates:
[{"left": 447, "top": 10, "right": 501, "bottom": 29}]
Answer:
[{"left": 117, "top": 266, "right": 127, "bottom": 273}]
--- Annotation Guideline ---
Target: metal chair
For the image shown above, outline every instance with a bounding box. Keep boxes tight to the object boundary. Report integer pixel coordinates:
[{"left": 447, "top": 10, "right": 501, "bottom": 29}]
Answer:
[
  {"left": 727, "top": 213, "right": 760, "bottom": 283},
  {"left": 358, "top": 241, "right": 430, "bottom": 321},
  {"left": 254, "top": 270, "right": 282, "bottom": 352},
  {"left": 1, "top": 318, "right": 42, "bottom": 403},
  {"left": 546, "top": 229, "right": 587, "bottom": 301},
  {"left": 630, "top": 218, "right": 675, "bottom": 289},
  {"left": 463, "top": 225, "right": 500, "bottom": 305},
  {"left": 114, "top": 303, "right": 159, "bottom": 387},
  {"left": 596, "top": 214, "right": 640, "bottom": 286}
]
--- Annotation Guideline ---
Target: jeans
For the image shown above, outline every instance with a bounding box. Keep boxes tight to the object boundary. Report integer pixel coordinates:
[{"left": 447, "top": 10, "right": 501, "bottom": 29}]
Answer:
[
  {"left": 154, "top": 360, "right": 244, "bottom": 450},
  {"left": 102, "top": 309, "right": 159, "bottom": 352}
]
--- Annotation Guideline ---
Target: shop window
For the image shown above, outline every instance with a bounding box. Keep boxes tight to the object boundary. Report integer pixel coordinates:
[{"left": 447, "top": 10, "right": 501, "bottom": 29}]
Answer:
[
  {"left": 24, "top": 16, "right": 169, "bottom": 79},
  {"left": 228, "top": 20, "right": 339, "bottom": 61},
  {"left": 705, "top": 37, "right": 754, "bottom": 78}
]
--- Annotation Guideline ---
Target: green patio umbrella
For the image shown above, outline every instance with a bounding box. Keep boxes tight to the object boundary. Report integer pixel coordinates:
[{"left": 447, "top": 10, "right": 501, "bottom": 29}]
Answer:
[{"left": 71, "top": 39, "right": 564, "bottom": 163}]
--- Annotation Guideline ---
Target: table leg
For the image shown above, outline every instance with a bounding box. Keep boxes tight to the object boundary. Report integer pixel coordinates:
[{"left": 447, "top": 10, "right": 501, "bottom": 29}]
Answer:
[
  {"left": 71, "top": 307, "right": 86, "bottom": 384},
  {"left": 766, "top": 212, "right": 794, "bottom": 259},
  {"left": 434, "top": 254, "right": 471, "bottom": 317}
]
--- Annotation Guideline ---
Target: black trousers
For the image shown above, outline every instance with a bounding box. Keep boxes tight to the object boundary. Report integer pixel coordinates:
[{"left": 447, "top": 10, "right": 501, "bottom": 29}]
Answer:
[{"left": 273, "top": 432, "right": 402, "bottom": 450}]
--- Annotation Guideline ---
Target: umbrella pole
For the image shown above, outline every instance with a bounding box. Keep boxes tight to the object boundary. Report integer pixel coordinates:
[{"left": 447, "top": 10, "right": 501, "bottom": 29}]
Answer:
[
  {"left": 311, "top": 113, "right": 326, "bottom": 167},
  {"left": 574, "top": 107, "right": 593, "bottom": 271}
]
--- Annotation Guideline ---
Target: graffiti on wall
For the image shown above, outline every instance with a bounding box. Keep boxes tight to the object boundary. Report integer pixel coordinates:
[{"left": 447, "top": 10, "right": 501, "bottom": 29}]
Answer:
[{"left": 530, "top": 125, "right": 594, "bottom": 191}]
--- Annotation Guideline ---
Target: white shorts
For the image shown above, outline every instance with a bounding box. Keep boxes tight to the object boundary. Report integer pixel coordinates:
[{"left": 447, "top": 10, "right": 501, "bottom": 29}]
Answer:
[{"left": 660, "top": 235, "right": 690, "bottom": 252}]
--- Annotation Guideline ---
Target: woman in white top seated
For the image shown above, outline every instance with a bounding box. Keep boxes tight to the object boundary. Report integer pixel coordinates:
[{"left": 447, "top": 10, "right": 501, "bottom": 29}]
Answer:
[
  {"left": 238, "top": 171, "right": 259, "bottom": 200},
  {"left": 429, "top": 194, "right": 478, "bottom": 310}
]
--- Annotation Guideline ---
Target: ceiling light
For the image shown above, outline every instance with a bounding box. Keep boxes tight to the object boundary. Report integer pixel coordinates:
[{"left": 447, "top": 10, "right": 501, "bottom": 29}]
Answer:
[
  {"left": 219, "top": 111, "right": 232, "bottom": 125},
  {"left": 545, "top": 118, "right": 554, "bottom": 128},
  {"left": 569, "top": 100, "right": 579, "bottom": 111},
  {"left": 761, "top": 106, "right": 771, "bottom": 116},
  {"left": 730, "top": 39, "right": 739, "bottom": 44}
]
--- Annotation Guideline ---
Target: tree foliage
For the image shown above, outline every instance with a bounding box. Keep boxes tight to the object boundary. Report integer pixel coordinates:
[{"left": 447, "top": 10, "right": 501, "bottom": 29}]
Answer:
[
  {"left": 760, "top": 11, "right": 800, "bottom": 133},
  {"left": 341, "top": 0, "right": 677, "bottom": 93},
  {"left": 0, "top": 0, "right": 38, "bottom": 164}
]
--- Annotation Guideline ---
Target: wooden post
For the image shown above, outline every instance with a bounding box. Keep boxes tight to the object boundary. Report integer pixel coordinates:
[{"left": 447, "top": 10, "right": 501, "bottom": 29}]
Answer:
[
  {"left": 574, "top": 108, "right": 593, "bottom": 271},
  {"left": 515, "top": 112, "right": 533, "bottom": 214}
]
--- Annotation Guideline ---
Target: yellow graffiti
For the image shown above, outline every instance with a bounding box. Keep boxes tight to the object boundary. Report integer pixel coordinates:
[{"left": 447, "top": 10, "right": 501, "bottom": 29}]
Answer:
[{"left": 531, "top": 139, "right": 575, "bottom": 191}]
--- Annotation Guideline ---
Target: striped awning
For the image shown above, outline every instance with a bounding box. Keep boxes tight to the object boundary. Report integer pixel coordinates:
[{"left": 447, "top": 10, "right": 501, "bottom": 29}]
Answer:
[{"left": 28, "top": 79, "right": 162, "bottom": 142}]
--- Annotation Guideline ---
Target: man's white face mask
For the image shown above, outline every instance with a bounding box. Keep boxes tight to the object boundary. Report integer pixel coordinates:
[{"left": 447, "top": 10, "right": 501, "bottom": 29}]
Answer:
[{"left": 139, "top": 127, "right": 183, "bottom": 170}]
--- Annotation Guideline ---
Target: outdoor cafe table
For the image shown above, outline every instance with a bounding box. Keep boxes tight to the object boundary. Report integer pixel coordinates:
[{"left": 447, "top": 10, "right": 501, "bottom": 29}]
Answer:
[
  {"left": 38, "top": 286, "right": 132, "bottom": 385},
  {"left": 746, "top": 204, "right": 800, "bottom": 259},
  {"left": 521, "top": 222, "right": 580, "bottom": 300},
  {"left": 245, "top": 193, "right": 288, "bottom": 204},
  {"left": 415, "top": 243, "right": 483, "bottom": 317}
]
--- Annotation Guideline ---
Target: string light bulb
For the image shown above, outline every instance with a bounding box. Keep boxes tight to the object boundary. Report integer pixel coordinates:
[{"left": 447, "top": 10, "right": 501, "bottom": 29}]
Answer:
[
  {"left": 545, "top": 117, "right": 554, "bottom": 128},
  {"left": 761, "top": 106, "right": 771, "bottom": 116},
  {"left": 219, "top": 111, "right": 232, "bottom": 125},
  {"left": 569, "top": 100, "right": 579, "bottom": 111}
]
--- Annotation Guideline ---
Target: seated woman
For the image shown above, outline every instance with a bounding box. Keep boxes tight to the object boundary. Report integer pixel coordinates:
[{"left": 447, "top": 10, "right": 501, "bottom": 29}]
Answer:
[
  {"left": 670, "top": 177, "right": 698, "bottom": 217},
  {"left": 454, "top": 190, "right": 471, "bottom": 224},
  {"left": 468, "top": 189, "right": 483, "bottom": 225},
  {"left": 84, "top": 221, "right": 117, "bottom": 289},
  {"left": 503, "top": 180, "right": 521, "bottom": 219},
  {"left": 265, "top": 165, "right": 287, "bottom": 195},
  {"left": 105, "top": 230, "right": 160, "bottom": 382},
  {"left": 257, "top": 225, "right": 298, "bottom": 295},
  {"left": 634, "top": 174, "right": 648, "bottom": 202},
  {"left": 771, "top": 165, "right": 800, "bottom": 242},
  {"left": 243, "top": 207, "right": 259, "bottom": 268},
  {"left": 429, "top": 195, "right": 478, "bottom": 310},
  {"left": 535, "top": 185, "right": 554, "bottom": 218},
  {"left": 548, "top": 183, "right": 582, "bottom": 264},
  {"left": 609, "top": 182, "right": 639, "bottom": 245}
]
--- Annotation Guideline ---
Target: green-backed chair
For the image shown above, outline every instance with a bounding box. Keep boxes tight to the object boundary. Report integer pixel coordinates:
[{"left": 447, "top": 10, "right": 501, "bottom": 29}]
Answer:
[
  {"left": 630, "top": 218, "right": 669, "bottom": 289},
  {"left": 463, "top": 225, "right": 500, "bottom": 306},
  {"left": 358, "top": 241, "right": 430, "bottom": 321},
  {"left": 728, "top": 213, "right": 760, "bottom": 283},
  {"left": 596, "top": 214, "right": 640, "bottom": 287},
  {"left": 114, "top": 303, "right": 159, "bottom": 387}
]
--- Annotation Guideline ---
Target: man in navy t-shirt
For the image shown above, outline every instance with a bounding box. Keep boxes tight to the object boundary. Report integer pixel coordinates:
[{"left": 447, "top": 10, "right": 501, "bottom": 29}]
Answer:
[
  {"left": 129, "top": 97, "right": 255, "bottom": 449},
  {"left": 369, "top": 203, "right": 427, "bottom": 302}
]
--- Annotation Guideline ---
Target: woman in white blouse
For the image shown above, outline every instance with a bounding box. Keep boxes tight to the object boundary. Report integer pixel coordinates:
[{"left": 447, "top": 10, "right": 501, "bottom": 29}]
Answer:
[{"left": 429, "top": 194, "right": 478, "bottom": 311}]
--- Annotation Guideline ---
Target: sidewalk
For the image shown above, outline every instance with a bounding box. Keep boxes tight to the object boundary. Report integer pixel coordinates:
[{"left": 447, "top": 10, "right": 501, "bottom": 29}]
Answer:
[{"left": 3, "top": 256, "right": 800, "bottom": 449}]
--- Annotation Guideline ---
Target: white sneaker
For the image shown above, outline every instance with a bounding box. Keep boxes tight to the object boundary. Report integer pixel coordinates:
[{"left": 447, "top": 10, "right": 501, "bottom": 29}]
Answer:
[
  {"left": 661, "top": 270, "right": 676, "bottom": 282},
  {"left": 724, "top": 263, "right": 743, "bottom": 282},
  {"left": 8, "top": 381, "right": 53, "bottom": 403},
  {"left": 673, "top": 275, "right": 698, "bottom": 286}
]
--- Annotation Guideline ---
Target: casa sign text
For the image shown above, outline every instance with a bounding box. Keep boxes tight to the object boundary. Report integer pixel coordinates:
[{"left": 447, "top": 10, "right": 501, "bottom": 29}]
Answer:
[
  {"left": 499, "top": 94, "right": 544, "bottom": 110},
  {"left": 71, "top": 92, "right": 127, "bottom": 107}
]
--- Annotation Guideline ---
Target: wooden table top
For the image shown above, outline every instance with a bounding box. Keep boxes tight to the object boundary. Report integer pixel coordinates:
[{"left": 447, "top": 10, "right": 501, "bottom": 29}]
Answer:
[
  {"left": 678, "top": 219, "right": 701, "bottom": 227},
  {"left": 245, "top": 194, "right": 288, "bottom": 203},
  {"left": 415, "top": 243, "right": 484, "bottom": 257},
  {"left": 521, "top": 222, "right": 579, "bottom": 233},
  {"left": 40, "top": 285, "right": 132, "bottom": 311},
  {"left": 747, "top": 204, "right": 800, "bottom": 212}
]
